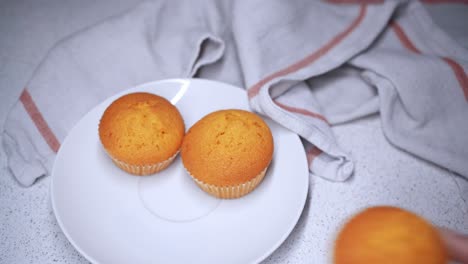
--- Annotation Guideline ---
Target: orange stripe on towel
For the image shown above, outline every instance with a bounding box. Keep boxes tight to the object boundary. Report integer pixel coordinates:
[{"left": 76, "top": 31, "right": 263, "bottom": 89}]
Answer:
[
  {"left": 390, "top": 22, "right": 421, "bottom": 54},
  {"left": 442, "top": 57, "right": 468, "bottom": 101},
  {"left": 391, "top": 22, "right": 468, "bottom": 101},
  {"left": 307, "top": 147, "right": 323, "bottom": 165},
  {"left": 274, "top": 100, "right": 329, "bottom": 124},
  {"left": 20, "top": 89, "right": 60, "bottom": 153},
  {"left": 247, "top": 4, "right": 368, "bottom": 98}
]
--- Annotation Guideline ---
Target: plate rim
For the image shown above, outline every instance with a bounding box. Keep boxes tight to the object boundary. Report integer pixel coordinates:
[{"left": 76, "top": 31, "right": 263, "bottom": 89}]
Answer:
[{"left": 50, "top": 78, "right": 309, "bottom": 264}]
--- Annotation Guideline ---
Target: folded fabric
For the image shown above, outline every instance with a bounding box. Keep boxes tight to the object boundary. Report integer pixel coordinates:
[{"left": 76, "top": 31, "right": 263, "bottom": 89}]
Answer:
[{"left": 3, "top": 0, "right": 467, "bottom": 187}]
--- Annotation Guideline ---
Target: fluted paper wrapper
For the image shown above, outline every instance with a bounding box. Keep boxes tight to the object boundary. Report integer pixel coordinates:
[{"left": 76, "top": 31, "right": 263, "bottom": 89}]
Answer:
[
  {"left": 109, "top": 152, "right": 178, "bottom": 175},
  {"left": 189, "top": 167, "right": 268, "bottom": 199}
]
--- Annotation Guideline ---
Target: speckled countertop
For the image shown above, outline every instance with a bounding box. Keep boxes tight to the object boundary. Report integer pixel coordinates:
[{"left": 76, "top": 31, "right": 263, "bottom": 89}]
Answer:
[{"left": 1, "top": 1, "right": 467, "bottom": 263}]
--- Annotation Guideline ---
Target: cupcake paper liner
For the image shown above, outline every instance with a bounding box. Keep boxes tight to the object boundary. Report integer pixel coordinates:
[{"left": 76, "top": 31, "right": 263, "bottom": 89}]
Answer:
[
  {"left": 188, "top": 166, "right": 268, "bottom": 199},
  {"left": 109, "top": 151, "right": 178, "bottom": 175}
]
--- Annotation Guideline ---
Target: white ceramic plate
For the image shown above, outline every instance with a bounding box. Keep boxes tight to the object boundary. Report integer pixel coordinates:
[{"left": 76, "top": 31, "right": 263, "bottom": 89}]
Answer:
[{"left": 51, "top": 79, "right": 309, "bottom": 264}]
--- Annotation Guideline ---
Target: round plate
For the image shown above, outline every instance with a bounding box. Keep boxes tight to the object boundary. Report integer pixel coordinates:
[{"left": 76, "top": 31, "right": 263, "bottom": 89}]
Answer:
[{"left": 51, "top": 79, "right": 309, "bottom": 264}]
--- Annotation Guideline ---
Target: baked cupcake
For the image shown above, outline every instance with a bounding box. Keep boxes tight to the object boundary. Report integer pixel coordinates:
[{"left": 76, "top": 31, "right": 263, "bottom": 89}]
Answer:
[
  {"left": 99, "top": 92, "right": 184, "bottom": 175},
  {"left": 181, "top": 109, "right": 274, "bottom": 199}
]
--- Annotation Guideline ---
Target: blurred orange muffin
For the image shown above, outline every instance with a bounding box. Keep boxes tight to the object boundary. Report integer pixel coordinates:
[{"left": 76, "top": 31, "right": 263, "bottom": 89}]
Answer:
[
  {"left": 99, "top": 92, "right": 184, "bottom": 175},
  {"left": 334, "top": 206, "right": 447, "bottom": 264},
  {"left": 181, "top": 109, "right": 274, "bottom": 199}
]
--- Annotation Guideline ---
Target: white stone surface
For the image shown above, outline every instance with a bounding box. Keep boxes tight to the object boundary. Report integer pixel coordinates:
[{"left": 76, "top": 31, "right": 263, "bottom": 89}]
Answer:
[{"left": 1, "top": 1, "right": 467, "bottom": 263}]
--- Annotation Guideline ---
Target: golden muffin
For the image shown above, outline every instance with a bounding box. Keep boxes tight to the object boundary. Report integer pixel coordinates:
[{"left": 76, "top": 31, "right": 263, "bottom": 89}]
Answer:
[
  {"left": 334, "top": 206, "right": 447, "bottom": 264},
  {"left": 99, "top": 92, "right": 184, "bottom": 175},
  {"left": 181, "top": 109, "right": 274, "bottom": 199}
]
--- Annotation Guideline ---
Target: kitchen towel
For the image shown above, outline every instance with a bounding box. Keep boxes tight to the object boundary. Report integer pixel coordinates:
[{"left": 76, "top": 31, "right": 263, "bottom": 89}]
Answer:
[{"left": 3, "top": 0, "right": 468, "bottom": 186}]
